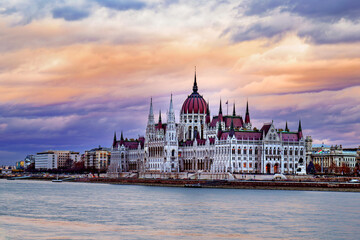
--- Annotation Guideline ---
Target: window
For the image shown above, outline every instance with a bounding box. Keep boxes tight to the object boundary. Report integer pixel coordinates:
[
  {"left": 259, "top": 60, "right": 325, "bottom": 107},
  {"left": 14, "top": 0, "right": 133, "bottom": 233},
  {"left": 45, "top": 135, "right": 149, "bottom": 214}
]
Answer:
[
  {"left": 243, "top": 163, "right": 247, "bottom": 168},
  {"left": 255, "top": 148, "right": 258, "bottom": 155},
  {"left": 265, "top": 148, "right": 268, "bottom": 155},
  {"left": 243, "top": 148, "right": 247, "bottom": 154},
  {"left": 249, "top": 163, "right": 252, "bottom": 168},
  {"left": 284, "top": 148, "right": 287, "bottom": 155},
  {"left": 232, "top": 149, "right": 235, "bottom": 154},
  {"left": 238, "top": 148, "right": 241, "bottom": 154},
  {"left": 249, "top": 148, "right": 253, "bottom": 154}
]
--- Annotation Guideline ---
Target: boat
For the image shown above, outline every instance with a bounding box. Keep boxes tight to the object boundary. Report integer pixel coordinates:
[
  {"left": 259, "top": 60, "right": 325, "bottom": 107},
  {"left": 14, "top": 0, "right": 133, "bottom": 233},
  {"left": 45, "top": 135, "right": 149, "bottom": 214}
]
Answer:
[
  {"left": 184, "top": 183, "right": 202, "bottom": 188},
  {"left": 52, "top": 175, "right": 62, "bottom": 183}
]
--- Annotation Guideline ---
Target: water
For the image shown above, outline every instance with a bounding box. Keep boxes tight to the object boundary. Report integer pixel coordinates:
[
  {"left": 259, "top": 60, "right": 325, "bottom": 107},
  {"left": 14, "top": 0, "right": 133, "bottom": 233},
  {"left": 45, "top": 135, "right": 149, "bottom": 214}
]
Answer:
[{"left": 0, "top": 180, "right": 359, "bottom": 240}]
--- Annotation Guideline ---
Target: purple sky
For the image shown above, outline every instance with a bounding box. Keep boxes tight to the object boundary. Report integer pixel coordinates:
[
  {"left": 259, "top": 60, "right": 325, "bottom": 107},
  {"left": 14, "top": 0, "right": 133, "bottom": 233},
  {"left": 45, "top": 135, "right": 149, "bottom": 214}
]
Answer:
[{"left": 0, "top": 0, "right": 359, "bottom": 165}]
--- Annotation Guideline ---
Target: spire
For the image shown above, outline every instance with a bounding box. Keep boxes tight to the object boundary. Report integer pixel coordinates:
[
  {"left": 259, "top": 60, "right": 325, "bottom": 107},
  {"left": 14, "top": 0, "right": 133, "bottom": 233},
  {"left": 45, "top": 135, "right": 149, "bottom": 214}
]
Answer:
[
  {"left": 298, "top": 120, "right": 302, "bottom": 132},
  {"left": 219, "top": 99, "right": 223, "bottom": 115},
  {"left": 285, "top": 121, "right": 289, "bottom": 132},
  {"left": 158, "top": 110, "right": 162, "bottom": 123},
  {"left": 120, "top": 131, "right": 124, "bottom": 141},
  {"left": 232, "top": 102, "right": 236, "bottom": 117},
  {"left": 245, "top": 100, "right": 250, "bottom": 124},
  {"left": 147, "top": 97, "right": 154, "bottom": 126},
  {"left": 150, "top": 97, "right": 153, "bottom": 116},
  {"left": 229, "top": 117, "right": 235, "bottom": 137},
  {"left": 113, "top": 131, "right": 117, "bottom": 147},
  {"left": 169, "top": 94, "right": 174, "bottom": 113},
  {"left": 193, "top": 66, "right": 198, "bottom": 93}
]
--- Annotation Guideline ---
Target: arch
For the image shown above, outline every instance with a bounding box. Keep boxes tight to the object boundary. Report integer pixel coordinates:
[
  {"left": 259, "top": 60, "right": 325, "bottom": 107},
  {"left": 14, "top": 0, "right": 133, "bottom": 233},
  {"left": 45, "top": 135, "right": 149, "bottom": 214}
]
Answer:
[
  {"left": 299, "top": 158, "right": 304, "bottom": 164},
  {"left": 274, "top": 163, "right": 279, "bottom": 173},
  {"left": 266, "top": 163, "right": 271, "bottom": 174},
  {"left": 171, "top": 149, "right": 175, "bottom": 157}
]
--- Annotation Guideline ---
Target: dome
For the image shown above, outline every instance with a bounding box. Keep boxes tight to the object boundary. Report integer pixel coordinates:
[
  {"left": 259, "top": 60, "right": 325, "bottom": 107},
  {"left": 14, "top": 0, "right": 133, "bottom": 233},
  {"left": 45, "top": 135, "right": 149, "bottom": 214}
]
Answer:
[{"left": 181, "top": 72, "right": 208, "bottom": 114}]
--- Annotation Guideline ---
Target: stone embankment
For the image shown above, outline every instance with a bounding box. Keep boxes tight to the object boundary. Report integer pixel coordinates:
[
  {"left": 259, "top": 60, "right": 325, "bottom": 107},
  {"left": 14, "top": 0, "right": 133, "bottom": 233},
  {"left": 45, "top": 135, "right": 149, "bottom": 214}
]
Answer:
[{"left": 76, "top": 177, "right": 360, "bottom": 192}]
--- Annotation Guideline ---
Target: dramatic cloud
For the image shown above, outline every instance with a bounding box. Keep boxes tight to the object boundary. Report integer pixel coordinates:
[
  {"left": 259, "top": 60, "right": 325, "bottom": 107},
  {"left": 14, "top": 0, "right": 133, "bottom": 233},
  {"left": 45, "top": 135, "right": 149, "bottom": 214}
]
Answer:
[
  {"left": 52, "top": 7, "right": 90, "bottom": 21},
  {"left": 0, "top": 0, "right": 359, "bottom": 164}
]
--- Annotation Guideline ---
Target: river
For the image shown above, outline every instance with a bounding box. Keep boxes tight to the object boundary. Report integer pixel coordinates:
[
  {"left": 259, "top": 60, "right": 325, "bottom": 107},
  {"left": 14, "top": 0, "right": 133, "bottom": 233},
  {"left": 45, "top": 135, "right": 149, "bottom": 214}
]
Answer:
[{"left": 1, "top": 179, "right": 359, "bottom": 239}]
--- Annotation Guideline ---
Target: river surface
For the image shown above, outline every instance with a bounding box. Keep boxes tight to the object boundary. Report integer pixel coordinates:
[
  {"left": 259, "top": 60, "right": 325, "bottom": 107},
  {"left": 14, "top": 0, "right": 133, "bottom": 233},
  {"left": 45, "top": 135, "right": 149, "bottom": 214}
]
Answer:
[{"left": 1, "top": 179, "right": 359, "bottom": 239}]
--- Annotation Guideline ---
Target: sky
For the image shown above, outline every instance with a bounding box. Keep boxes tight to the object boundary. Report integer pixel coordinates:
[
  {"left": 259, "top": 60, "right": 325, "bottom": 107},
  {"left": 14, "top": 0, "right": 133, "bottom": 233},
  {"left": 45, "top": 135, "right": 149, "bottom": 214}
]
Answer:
[{"left": 0, "top": 0, "right": 359, "bottom": 165}]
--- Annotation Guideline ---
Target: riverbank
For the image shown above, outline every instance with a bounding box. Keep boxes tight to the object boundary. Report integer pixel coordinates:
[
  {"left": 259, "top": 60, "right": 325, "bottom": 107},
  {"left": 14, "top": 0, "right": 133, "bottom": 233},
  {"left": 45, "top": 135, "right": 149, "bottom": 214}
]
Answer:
[
  {"left": 3, "top": 175, "right": 360, "bottom": 192},
  {"left": 76, "top": 177, "right": 360, "bottom": 192}
]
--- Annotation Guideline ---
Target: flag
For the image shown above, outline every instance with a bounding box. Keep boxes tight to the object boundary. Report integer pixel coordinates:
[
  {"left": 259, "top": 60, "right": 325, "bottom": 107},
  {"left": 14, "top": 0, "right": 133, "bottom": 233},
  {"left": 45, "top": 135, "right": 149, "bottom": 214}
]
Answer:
[{"left": 225, "top": 101, "right": 228, "bottom": 104}]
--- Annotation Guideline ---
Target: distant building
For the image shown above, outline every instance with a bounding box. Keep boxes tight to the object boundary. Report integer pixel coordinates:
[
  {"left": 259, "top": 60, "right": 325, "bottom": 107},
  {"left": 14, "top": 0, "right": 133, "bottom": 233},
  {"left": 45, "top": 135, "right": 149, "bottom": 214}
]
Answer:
[
  {"left": 24, "top": 155, "right": 35, "bottom": 169},
  {"left": 1, "top": 166, "right": 14, "bottom": 174},
  {"left": 84, "top": 147, "right": 111, "bottom": 171},
  {"left": 308, "top": 144, "right": 358, "bottom": 174},
  {"left": 16, "top": 161, "right": 24, "bottom": 170},
  {"left": 35, "top": 150, "right": 80, "bottom": 170}
]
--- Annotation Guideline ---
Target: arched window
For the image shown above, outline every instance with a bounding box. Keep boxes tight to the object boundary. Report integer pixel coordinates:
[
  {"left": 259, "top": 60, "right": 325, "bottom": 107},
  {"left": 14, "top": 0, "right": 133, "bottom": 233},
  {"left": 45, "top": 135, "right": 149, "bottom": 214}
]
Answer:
[
  {"left": 284, "top": 148, "right": 287, "bottom": 155},
  {"left": 172, "top": 149, "right": 175, "bottom": 157},
  {"left": 255, "top": 147, "right": 258, "bottom": 155},
  {"left": 232, "top": 148, "right": 235, "bottom": 154},
  {"left": 249, "top": 148, "right": 253, "bottom": 155},
  {"left": 265, "top": 147, "right": 268, "bottom": 155},
  {"left": 243, "top": 148, "right": 247, "bottom": 154},
  {"left": 238, "top": 148, "right": 241, "bottom": 154}
]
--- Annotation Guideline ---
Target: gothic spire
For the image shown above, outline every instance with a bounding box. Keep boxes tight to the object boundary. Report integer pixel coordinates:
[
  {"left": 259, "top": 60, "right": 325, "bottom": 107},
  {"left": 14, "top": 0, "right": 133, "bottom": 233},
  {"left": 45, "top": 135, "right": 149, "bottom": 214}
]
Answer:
[
  {"left": 219, "top": 99, "right": 223, "bottom": 115},
  {"left": 285, "top": 121, "right": 289, "bottom": 132},
  {"left": 298, "top": 120, "right": 303, "bottom": 139},
  {"left": 245, "top": 100, "right": 250, "bottom": 124},
  {"left": 147, "top": 97, "right": 154, "bottom": 126},
  {"left": 113, "top": 131, "right": 117, "bottom": 147},
  {"left": 193, "top": 67, "right": 198, "bottom": 93},
  {"left": 120, "top": 131, "right": 124, "bottom": 141},
  {"left": 158, "top": 110, "right": 162, "bottom": 123},
  {"left": 232, "top": 102, "right": 236, "bottom": 116},
  {"left": 229, "top": 117, "right": 235, "bottom": 137}
]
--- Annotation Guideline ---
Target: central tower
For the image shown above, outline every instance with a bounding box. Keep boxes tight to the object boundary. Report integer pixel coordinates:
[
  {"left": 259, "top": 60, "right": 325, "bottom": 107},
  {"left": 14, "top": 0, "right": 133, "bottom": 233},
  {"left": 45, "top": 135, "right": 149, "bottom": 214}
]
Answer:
[{"left": 179, "top": 70, "right": 208, "bottom": 140}]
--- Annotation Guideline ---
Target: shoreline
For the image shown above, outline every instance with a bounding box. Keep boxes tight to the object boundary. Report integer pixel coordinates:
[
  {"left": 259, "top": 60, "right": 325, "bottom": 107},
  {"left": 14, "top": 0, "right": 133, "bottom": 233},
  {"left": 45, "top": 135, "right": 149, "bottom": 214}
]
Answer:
[{"left": 3, "top": 176, "right": 360, "bottom": 192}]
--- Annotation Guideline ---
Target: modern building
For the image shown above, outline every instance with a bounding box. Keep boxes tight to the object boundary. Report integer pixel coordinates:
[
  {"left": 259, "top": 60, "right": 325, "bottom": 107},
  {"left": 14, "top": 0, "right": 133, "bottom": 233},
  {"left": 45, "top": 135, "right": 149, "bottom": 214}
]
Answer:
[
  {"left": 84, "top": 146, "right": 111, "bottom": 171},
  {"left": 108, "top": 72, "right": 306, "bottom": 176},
  {"left": 35, "top": 150, "right": 80, "bottom": 170}
]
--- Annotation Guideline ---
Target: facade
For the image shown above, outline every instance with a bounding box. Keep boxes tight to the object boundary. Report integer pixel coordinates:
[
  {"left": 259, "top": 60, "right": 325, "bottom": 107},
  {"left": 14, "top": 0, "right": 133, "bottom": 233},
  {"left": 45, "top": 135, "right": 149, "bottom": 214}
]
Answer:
[
  {"left": 35, "top": 150, "right": 80, "bottom": 170},
  {"left": 308, "top": 144, "right": 358, "bottom": 173},
  {"left": 84, "top": 147, "right": 111, "bottom": 171},
  {"left": 108, "top": 72, "right": 306, "bottom": 176}
]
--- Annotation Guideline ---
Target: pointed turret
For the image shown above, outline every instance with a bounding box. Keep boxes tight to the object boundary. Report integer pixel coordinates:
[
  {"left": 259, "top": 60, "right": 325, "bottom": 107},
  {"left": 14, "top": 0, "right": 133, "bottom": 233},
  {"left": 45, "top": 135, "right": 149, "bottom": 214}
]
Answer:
[
  {"left": 147, "top": 98, "right": 154, "bottom": 125},
  {"left": 245, "top": 100, "right": 250, "bottom": 124},
  {"left": 219, "top": 99, "right": 223, "bottom": 115},
  {"left": 285, "top": 121, "right": 289, "bottom": 132},
  {"left": 232, "top": 102, "right": 236, "bottom": 117},
  {"left": 120, "top": 131, "right": 124, "bottom": 141},
  {"left": 158, "top": 110, "right": 162, "bottom": 124},
  {"left": 193, "top": 67, "right": 198, "bottom": 93},
  {"left": 298, "top": 120, "right": 303, "bottom": 139},
  {"left": 113, "top": 131, "right": 117, "bottom": 147},
  {"left": 229, "top": 117, "right": 235, "bottom": 137}
]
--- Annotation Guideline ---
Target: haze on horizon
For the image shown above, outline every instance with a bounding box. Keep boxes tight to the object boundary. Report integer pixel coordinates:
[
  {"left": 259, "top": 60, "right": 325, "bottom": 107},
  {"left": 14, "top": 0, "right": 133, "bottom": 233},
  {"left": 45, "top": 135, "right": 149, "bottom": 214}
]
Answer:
[{"left": 0, "top": 0, "right": 359, "bottom": 165}]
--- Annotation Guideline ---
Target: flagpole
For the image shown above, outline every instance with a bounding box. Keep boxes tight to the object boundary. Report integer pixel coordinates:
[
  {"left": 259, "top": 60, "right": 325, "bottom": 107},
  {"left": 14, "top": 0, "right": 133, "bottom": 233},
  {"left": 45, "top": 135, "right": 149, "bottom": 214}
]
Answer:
[{"left": 226, "top": 101, "right": 228, "bottom": 115}]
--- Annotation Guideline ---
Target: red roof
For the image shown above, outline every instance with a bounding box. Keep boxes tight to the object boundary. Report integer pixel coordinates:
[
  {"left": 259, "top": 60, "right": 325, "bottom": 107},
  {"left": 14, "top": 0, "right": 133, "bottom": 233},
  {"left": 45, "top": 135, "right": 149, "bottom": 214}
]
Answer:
[
  {"left": 181, "top": 92, "right": 208, "bottom": 114},
  {"left": 282, "top": 133, "right": 299, "bottom": 142},
  {"left": 224, "top": 116, "right": 243, "bottom": 129},
  {"left": 219, "top": 131, "right": 262, "bottom": 140},
  {"left": 114, "top": 137, "right": 145, "bottom": 149}
]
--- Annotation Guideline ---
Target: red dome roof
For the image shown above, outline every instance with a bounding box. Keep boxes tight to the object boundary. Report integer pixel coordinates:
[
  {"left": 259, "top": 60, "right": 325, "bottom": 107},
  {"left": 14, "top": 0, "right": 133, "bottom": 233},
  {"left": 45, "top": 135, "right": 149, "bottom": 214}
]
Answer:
[
  {"left": 181, "top": 92, "right": 208, "bottom": 114},
  {"left": 181, "top": 71, "right": 208, "bottom": 114}
]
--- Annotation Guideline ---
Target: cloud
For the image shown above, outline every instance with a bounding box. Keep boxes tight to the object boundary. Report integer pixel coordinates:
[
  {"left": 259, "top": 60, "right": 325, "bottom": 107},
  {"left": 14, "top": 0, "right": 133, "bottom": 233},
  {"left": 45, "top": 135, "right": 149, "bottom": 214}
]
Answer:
[
  {"left": 93, "top": 0, "right": 146, "bottom": 11},
  {"left": 243, "top": 0, "right": 360, "bottom": 22},
  {"left": 52, "top": 6, "right": 90, "bottom": 21},
  {"left": 226, "top": 0, "right": 360, "bottom": 44}
]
